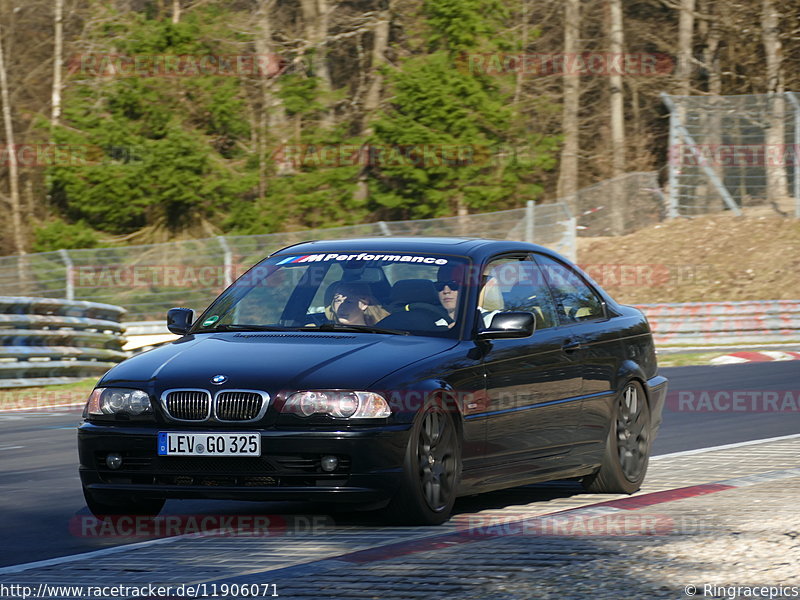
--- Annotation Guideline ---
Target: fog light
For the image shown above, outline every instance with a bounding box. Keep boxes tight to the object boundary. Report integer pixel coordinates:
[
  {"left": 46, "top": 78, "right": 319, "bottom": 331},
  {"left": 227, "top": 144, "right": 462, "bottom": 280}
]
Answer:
[
  {"left": 106, "top": 453, "right": 123, "bottom": 470},
  {"left": 320, "top": 455, "right": 338, "bottom": 472}
]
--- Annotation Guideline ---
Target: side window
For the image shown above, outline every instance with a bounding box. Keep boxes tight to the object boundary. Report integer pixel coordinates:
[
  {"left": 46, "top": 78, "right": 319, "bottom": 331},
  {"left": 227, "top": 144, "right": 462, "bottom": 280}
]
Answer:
[
  {"left": 535, "top": 254, "right": 605, "bottom": 323},
  {"left": 480, "top": 256, "right": 558, "bottom": 330}
]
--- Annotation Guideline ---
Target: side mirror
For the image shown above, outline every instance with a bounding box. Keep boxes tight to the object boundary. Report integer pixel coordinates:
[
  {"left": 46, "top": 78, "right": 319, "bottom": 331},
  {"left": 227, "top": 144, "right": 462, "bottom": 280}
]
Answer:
[
  {"left": 167, "top": 307, "right": 194, "bottom": 335},
  {"left": 477, "top": 311, "right": 535, "bottom": 339}
]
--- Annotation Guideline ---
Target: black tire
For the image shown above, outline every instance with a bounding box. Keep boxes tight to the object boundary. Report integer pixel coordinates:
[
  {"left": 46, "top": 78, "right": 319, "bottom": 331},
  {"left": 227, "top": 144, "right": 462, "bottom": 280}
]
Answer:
[
  {"left": 583, "top": 380, "right": 651, "bottom": 494},
  {"left": 385, "top": 400, "right": 461, "bottom": 525},
  {"left": 83, "top": 487, "right": 165, "bottom": 517}
]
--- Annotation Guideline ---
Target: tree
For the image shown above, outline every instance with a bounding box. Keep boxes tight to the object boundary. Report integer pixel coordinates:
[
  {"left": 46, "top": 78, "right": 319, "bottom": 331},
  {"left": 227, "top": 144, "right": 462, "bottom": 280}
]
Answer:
[
  {"left": 0, "top": 22, "right": 24, "bottom": 256},
  {"left": 3, "top": 0, "right": 800, "bottom": 256},
  {"left": 556, "top": 0, "right": 580, "bottom": 211},
  {"left": 696, "top": 0, "right": 723, "bottom": 211},
  {"left": 51, "top": 0, "right": 64, "bottom": 125},
  {"left": 676, "top": 0, "right": 694, "bottom": 96},
  {"left": 353, "top": 0, "right": 393, "bottom": 203},
  {"left": 761, "top": 0, "right": 789, "bottom": 207},
  {"left": 300, "top": 0, "right": 335, "bottom": 130},
  {"left": 368, "top": 0, "right": 558, "bottom": 220},
  {"left": 47, "top": 6, "right": 256, "bottom": 239},
  {"left": 607, "top": 0, "right": 626, "bottom": 234},
  {"left": 254, "top": 0, "right": 290, "bottom": 197}
]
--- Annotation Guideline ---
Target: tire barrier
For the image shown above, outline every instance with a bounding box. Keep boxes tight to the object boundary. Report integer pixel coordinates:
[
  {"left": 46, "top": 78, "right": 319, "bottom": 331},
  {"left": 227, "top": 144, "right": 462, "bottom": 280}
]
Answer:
[
  {"left": 0, "top": 296, "right": 127, "bottom": 389},
  {"left": 636, "top": 300, "right": 800, "bottom": 346}
]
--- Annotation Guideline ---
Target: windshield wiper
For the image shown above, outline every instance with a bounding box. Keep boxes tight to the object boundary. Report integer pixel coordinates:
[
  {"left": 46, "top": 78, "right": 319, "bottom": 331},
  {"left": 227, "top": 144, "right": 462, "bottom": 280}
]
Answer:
[
  {"left": 196, "top": 324, "right": 298, "bottom": 332},
  {"left": 310, "top": 323, "right": 408, "bottom": 335}
]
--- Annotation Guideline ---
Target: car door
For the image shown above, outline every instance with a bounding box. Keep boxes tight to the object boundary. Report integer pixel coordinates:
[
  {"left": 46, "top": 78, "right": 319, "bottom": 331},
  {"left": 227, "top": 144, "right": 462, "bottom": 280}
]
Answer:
[
  {"left": 534, "top": 253, "right": 620, "bottom": 467},
  {"left": 479, "top": 254, "right": 583, "bottom": 483}
]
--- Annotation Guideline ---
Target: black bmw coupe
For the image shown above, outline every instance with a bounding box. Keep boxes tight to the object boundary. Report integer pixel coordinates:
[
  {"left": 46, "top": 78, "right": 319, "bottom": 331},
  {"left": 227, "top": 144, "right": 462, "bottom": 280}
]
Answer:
[{"left": 78, "top": 238, "right": 668, "bottom": 525}]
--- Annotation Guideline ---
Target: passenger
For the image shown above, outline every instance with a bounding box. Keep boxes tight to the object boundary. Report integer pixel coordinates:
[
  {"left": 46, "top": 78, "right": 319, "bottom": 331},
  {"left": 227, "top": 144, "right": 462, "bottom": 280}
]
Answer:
[
  {"left": 325, "top": 282, "right": 389, "bottom": 326},
  {"left": 478, "top": 268, "right": 505, "bottom": 328}
]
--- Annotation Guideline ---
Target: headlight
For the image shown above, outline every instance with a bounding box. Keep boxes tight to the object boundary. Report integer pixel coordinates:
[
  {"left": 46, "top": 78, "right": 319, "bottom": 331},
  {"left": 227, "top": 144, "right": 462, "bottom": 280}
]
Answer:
[
  {"left": 282, "top": 391, "right": 391, "bottom": 419},
  {"left": 85, "top": 388, "right": 153, "bottom": 417}
]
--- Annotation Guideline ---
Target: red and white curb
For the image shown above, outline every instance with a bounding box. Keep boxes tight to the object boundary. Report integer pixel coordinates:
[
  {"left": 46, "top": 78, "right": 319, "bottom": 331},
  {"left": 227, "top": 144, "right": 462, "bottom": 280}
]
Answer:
[
  {"left": 710, "top": 350, "right": 800, "bottom": 365},
  {"left": 336, "top": 466, "right": 800, "bottom": 564}
]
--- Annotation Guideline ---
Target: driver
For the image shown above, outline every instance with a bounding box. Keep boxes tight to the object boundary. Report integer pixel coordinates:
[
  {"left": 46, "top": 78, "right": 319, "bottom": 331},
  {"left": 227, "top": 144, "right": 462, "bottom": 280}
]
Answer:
[
  {"left": 325, "top": 282, "right": 389, "bottom": 326},
  {"left": 434, "top": 264, "right": 467, "bottom": 328},
  {"left": 434, "top": 280, "right": 459, "bottom": 328}
]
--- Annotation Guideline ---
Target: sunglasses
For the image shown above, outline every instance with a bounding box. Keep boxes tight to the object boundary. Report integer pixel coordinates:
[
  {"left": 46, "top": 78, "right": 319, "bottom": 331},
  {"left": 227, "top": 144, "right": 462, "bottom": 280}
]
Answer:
[{"left": 435, "top": 281, "right": 460, "bottom": 292}]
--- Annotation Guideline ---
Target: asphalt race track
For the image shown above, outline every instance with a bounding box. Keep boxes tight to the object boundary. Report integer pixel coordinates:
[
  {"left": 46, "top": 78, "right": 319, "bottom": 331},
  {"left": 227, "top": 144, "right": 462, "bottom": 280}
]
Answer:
[{"left": 1, "top": 361, "right": 798, "bottom": 569}]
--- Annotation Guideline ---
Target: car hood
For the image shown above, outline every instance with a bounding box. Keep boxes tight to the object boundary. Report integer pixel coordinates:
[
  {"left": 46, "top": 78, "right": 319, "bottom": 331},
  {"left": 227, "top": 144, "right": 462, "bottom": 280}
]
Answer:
[{"left": 101, "top": 331, "right": 457, "bottom": 393}]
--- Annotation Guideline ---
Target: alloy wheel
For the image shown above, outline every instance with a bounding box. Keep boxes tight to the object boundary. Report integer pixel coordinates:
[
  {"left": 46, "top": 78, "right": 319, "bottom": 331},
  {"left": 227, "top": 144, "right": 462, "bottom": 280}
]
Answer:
[
  {"left": 416, "top": 408, "right": 457, "bottom": 512},
  {"left": 616, "top": 383, "right": 649, "bottom": 482}
]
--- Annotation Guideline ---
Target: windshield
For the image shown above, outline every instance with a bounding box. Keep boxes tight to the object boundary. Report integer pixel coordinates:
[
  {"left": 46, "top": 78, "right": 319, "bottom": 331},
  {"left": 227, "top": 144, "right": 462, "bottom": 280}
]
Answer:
[{"left": 191, "top": 251, "right": 471, "bottom": 338}]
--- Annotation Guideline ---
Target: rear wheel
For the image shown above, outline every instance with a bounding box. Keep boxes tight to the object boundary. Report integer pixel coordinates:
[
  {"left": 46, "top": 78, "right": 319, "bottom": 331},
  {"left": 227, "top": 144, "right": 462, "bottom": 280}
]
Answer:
[
  {"left": 386, "top": 401, "right": 461, "bottom": 525},
  {"left": 83, "top": 488, "right": 165, "bottom": 517},
  {"left": 583, "top": 380, "right": 651, "bottom": 494}
]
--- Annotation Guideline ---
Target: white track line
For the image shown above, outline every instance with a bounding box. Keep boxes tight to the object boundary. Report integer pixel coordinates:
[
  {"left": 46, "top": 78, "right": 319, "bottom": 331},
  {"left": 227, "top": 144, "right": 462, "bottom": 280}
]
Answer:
[
  {"left": 0, "top": 530, "right": 225, "bottom": 575},
  {"left": 3, "top": 432, "right": 800, "bottom": 575},
  {"left": 652, "top": 432, "right": 800, "bottom": 460}
]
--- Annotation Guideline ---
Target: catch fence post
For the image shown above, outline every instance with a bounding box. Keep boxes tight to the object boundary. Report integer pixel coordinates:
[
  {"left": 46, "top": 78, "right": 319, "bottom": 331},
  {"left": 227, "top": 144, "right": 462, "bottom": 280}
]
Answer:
[
  {"left": 217, "top": 237, "right": 233, "bottom": 287},
  {"left": 787, "top": 92, "right": 800, "bottom": 218},
  {"left": 525, "top": 201, "right": 535, "bottom": 243},
  {"left": 59, "top": 249, "right": 74, "bottom": 300}
]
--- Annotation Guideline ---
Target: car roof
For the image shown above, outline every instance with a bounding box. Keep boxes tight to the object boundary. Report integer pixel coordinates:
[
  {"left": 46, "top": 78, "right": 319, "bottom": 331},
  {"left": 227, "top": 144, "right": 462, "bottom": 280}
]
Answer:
[{"left": 271, "top": 237, "right": 563, "bottom": 262}]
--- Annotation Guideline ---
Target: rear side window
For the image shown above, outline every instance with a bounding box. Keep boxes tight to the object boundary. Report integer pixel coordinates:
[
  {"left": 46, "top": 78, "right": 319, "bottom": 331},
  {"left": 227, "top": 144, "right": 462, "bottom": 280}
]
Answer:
[
  {"left": 535, "top": 254, "right": 605, "bottom": 323},
  {"left": 480, "top": 256, "right": 559, "bottom": 330}
]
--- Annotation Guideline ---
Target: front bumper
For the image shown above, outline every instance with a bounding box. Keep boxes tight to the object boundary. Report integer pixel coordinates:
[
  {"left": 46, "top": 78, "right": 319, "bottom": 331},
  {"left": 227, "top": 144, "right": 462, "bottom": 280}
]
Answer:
[{"left": 78, "top": 422, "right": 411, "bottom": 504}]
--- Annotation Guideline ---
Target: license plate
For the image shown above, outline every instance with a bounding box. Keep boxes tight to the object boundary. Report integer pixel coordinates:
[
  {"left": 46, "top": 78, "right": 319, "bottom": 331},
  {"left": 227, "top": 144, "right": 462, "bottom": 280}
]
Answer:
[{"left": 157, "top": 432, "right": 261, "bottom": 456}]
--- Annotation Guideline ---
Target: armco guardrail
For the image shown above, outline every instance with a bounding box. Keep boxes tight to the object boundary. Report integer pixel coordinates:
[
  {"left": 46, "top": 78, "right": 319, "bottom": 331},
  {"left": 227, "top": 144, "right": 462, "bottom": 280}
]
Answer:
[
  {"left": 637, "top": 300, "right": 800, "bottom": 346},
  {"left": 0, "top": 296, "right": 127, "bottom": 388}
]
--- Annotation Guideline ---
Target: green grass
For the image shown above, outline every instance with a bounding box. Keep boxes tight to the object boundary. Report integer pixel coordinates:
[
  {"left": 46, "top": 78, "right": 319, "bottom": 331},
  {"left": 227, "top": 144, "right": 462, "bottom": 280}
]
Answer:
[
  {"left": 656, "top": 340, "right": 800, "bottom": 348},
  {"left": 656, "top": 352, "right": 725, "bottom": 367}
]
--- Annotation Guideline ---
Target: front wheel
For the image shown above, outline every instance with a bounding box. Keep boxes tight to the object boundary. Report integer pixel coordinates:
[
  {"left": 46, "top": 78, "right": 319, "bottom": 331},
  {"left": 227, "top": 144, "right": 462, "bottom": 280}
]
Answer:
[
  {"left": 385, "top": 402, "right": 461, "bottom": 525},
  {"left": 83, "top": 488, "right": 165, "bottom": 517},
  {"left": 583, "top": 380, "right": 651, "bottom": 494}
]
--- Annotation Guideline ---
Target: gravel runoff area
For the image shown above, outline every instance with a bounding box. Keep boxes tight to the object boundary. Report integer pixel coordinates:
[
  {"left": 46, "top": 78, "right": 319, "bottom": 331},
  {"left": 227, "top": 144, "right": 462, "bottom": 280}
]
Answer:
[
  {"left": 207, "top": 439, "right": 800, "bottom": 600},
  {"left": 1, "top": 432, "right": 797, "bottom": 600},
  {"left": 452, "top": 478, "right": 800, "bottom": 600}
]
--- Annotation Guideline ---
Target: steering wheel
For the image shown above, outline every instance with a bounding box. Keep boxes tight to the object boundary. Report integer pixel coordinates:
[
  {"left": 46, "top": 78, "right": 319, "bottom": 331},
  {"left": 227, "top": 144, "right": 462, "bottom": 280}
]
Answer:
[
  {"left": 403, "top": 302, "right": 453, "bottom": 325},
  {"left": 302, "top": 312, "right": 329, "bottom": 327}
]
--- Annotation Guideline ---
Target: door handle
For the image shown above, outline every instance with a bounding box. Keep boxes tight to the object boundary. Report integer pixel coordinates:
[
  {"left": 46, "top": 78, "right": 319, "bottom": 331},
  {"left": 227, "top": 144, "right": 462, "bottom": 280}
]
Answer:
[{"left": 562, "top": 339, "right": 583, "bottom": 352}]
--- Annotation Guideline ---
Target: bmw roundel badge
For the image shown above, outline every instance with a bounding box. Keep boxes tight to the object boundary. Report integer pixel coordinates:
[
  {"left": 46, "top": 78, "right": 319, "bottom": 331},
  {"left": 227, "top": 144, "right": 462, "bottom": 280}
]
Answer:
[{"left": 211, "top": 374, "right": 228, "bottom": 385}]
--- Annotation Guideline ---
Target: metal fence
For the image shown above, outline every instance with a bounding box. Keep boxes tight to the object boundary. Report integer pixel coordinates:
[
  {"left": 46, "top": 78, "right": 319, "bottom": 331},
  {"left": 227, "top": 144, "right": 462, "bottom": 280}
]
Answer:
[
  {"left": 0, "top": 296, "right": 127, "bottom": 388},
  {"left": 662, "top": 92, "right": 800, "bottom": 218},
  {"left": 0, "top": 203, "right": 576, "bottom": 322},
  {"left": 563, "top": 171, "right": 664, "bottom": 236}
]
